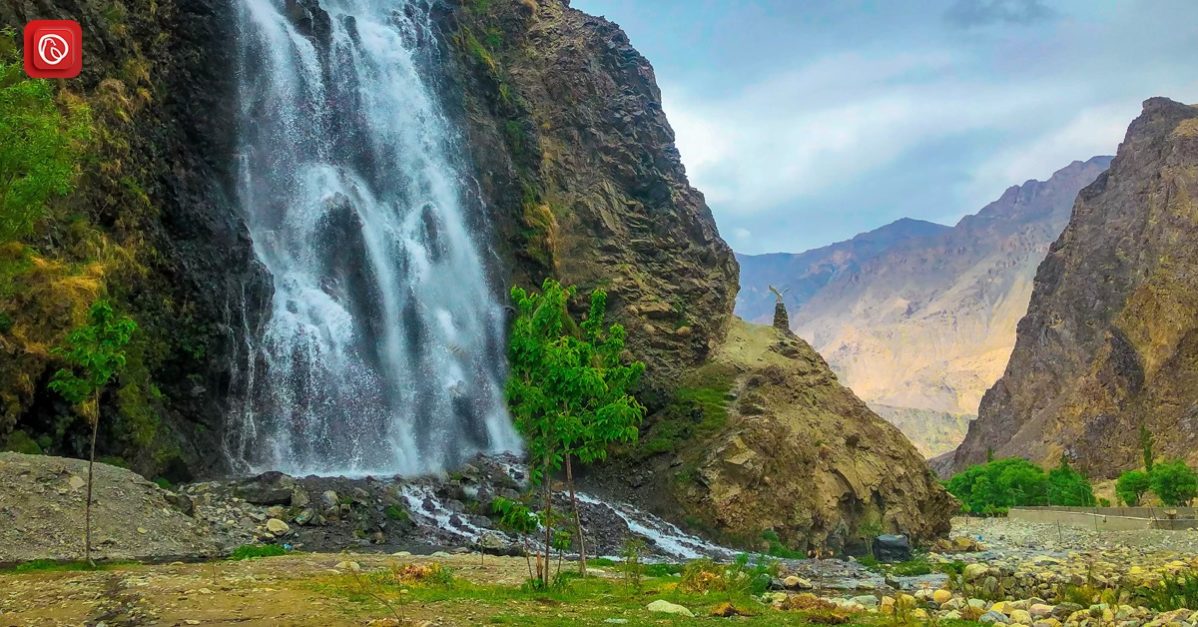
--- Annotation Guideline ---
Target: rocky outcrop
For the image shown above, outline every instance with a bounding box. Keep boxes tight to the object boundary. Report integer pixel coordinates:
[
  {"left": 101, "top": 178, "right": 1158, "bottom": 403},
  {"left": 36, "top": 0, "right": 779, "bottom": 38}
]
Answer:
[
  {"left": 593, "top": 319, "right": 956, "bottom": 553},
  {"left": 0, "top": 453, "right": 219, "bottom": 563},
  {"left": 949, "top": 98, "right": 1198, "bottom": 477},
  {"left": 438, "top": 0, "right": 738, "bottom": 383}
]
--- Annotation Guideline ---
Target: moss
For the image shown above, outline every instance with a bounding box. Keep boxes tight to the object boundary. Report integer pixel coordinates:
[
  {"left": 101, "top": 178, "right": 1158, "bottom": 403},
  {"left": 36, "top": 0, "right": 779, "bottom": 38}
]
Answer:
[
  {"left": 2, "top": 429, "right": 42, "bottom": 454},
  {"left": 229, "top": 544, "right": 287, "bottom": 560},
  {"left": 384, "top": 504, "right": 410, "bottom": 522},
  {"left": 634, "top": 364, "right": 735, "bottom": 459}
]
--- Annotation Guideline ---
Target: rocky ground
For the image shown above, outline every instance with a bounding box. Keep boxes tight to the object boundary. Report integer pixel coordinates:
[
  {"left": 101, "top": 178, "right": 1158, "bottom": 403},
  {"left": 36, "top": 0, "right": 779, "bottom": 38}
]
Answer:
[
  {"left": 0, "top": 453, "right": 219, "bottom": 563},
  {"left": 787, "top": 517, "right": 1198, "bottom": 627}
]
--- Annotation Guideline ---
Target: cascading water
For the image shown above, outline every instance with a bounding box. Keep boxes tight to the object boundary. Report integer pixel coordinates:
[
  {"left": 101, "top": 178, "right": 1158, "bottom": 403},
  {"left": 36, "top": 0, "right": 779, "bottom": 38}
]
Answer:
[{"left": 228, "top": 0, "right": 520, "bottom": 476}]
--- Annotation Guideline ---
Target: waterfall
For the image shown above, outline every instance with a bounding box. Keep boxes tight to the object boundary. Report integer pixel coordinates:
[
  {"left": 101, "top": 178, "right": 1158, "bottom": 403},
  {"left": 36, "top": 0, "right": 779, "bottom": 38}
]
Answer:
[{"left": 228, "top": 0, "right": 520, "bottom": 476}]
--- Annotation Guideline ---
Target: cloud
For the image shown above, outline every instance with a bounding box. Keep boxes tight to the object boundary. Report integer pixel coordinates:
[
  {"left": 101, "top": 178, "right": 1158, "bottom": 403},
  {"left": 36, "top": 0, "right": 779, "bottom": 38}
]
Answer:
[
  {"left": 732, "top": 227, "right": 752, "bottom": 243},
  {"left": 960, "top": 102, "right": 1132, "bottom": 212},
  {"left": 944, "top": 0, "right": 1057, "bottom": 28},
  {"left": 663, "top": 50, "right": 1055, "bottom": 217}
]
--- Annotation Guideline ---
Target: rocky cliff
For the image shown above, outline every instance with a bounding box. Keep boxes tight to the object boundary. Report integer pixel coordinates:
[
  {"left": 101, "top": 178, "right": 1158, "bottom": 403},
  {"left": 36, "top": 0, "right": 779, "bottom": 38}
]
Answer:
[
  {"left": 438, "top": 0, "right": 739, "bottom": 384},
  {"left": 948, "top": 98, "right": 1198, "bottom": 477}
]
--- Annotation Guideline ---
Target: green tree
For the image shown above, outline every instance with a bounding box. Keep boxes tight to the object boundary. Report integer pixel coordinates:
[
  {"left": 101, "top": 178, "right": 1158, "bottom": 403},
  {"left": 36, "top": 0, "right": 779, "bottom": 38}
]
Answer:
[
  {"left": 48, "top": 299, "right": 137, "bottom": 565},
  {"left": 1116, "top": 470, "right": 1151, "bottom": 506},
  {"left": 946, "top": 457, "right": 1048, "bottom": 514},
  {"left": 1140, "top": 425, "right": 1155, "bottom": 473},
  {"left": 1149, "top": 460, "right": 1198, "bottom": 507},
  {"left": 0, "top": 55, "right": 91, "bottom": 242},
  {"left": 506, "top": 278, "right": 645, "bottom": 584},
  {"left": 1046, "top": 455, "right": 1096, "bottom": 506}
]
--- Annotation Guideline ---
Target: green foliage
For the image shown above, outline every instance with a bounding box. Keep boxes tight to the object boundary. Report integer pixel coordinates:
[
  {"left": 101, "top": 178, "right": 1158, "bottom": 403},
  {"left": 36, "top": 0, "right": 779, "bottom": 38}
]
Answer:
[
  {"left": 760, "top": 529, "right": 805, "bottom": 559},
  {"left": 384, "top": 504, "right": 410, "bottom": 522},
  {"left": 1140, "top": 425, "right": 1155, "bottom": 472},
  {"left": 1046, "top": 455, "right": 1096, "bottom": 506},
  {"left": 888, "top": 558, "right": 934, "bottom": 577},
  {"left": 946, "top": 457, "right": 1048, "bottom": 514},
  {"left": 0, "top": 58, "right": 92, "bottom": 242},
  {"left": 491, "top": 496, "right": 539, "bottom": 535},
  {"left": 48, "top": 299, "right": 138, "bottom": 409},
  {"left": 152, "top": 476, "right": 173, "bottom": 490},
  {"left": 1116, "top": 470, "right": 1151, "bottom": 506},
  {"left": 506, "top": 278, "right": 646, "bottom": 482},
  {"left": 2, "top": 429, "right": 42, "bottom": 454},
  {"left": 618, "top": 537, "right": 645, "bottom": 591},
  {"left": 1134, "top": 570, "right": 1198, "bottom": 612},
  {"left": 229, "top": 544, "right": 287, "bottom": 560},
  {"left": 1149, "top": 459, "right": 1198, "bottom": 506}
]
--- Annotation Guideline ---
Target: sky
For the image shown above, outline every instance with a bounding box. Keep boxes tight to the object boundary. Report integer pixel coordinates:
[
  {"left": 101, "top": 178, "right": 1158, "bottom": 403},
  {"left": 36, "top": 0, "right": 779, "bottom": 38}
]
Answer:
[{"left": 570, "top": 0, "right": 1198, "bottom": 254}]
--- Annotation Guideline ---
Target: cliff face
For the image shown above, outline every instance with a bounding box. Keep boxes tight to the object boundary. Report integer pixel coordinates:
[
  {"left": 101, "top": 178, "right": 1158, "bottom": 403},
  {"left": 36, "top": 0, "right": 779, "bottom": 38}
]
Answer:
[
  {"left": 438, "top": 0, "right": 739, "bottom": 384},
  {"left": 0, "top": 0, "right": 268, "bottom": 478},
  {"left": 949, "top": 99, "right": 1198, "bottom": 477}
]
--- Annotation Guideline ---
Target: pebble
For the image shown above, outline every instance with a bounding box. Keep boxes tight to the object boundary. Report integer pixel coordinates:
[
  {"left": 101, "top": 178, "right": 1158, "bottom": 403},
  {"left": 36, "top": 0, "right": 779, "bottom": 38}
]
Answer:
[{"left": 646, "top": 600, "right": 693, "bottom": 617}]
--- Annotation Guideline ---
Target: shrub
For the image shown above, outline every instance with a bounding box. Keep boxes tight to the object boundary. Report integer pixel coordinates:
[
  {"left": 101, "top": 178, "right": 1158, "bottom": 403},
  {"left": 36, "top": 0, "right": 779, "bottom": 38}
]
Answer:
[
  {"left": 946, "top": 457, "right": 1048, "bottom": 514},
  {"left": 1116, "top": 470, "right": 1151, "bottom": 506},
  {"left": 1046, "top": 456, "right": 1096, "bottom": 506},
  {"left": 229, "top": 544, "right": 286, "bottom": 560},
  {"left": 1149, "top": 460, "right": 1198, "bottom": 506}
]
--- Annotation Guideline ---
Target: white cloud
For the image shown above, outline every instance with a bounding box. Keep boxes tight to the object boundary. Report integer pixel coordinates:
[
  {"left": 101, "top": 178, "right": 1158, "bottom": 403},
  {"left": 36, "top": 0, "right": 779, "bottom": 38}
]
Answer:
[
  {"left": 732, "top": 227, "right": 752, "bottom": 243},
  {"left": 662, "top": 51, "right": 1057, "bottom": 216},
  {"left": 960, "top": 102, "right": 1135, "bottom": 208}
]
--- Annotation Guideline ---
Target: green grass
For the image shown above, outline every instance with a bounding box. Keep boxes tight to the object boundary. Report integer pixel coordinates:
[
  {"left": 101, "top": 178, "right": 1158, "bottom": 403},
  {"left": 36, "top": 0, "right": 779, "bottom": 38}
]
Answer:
[
  {"left": 228, "top": 544, "right": 287, "bottom": 560},
  {"left": 320, "top": 561, "right": 987, "bottom": 626},
  {"left": 635, "top": 366, "right": 734, "bottom": 459},
  {"left": 384, "top": 505, "right": 410, "bottom": 522},
  {"left": 760, "top": 530, "right": 806, "bottom": 560}
]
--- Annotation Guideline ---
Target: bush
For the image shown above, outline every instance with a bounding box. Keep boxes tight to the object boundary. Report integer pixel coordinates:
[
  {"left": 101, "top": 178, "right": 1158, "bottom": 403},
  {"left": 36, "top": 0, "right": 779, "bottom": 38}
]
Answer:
[
  {"left": 1046, "top": 456, "right": 1096, "bottom": 506},
  {"left": 1149, "top": 460, "right": 1198, "bottom": 506},
  {"left": 229, "top": 544, "right": 286, "bottom": 560},
  {"left": 1116, "top": 470, "right": 1151, "bottom": 506},
  {"left": 946, "top": 458, "right": 1048, "bottom": 514}
]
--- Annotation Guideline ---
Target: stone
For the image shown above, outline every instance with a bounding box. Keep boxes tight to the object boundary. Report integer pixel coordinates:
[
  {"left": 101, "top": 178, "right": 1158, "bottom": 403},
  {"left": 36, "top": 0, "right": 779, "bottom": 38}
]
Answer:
[
  {"left": 235, "top": 472, "right": 296, "bottom": 506},
  {"left": 965, "top": 563, "right": 990, "bottom": 581},
  {"left": 1030, "top": 604, "right": 1055, "bottom": 618},
  {"left": 646, "top": 600, "right": 693, "bottom": 617},
  {"left": 980, "top": 610, "right": 1011, "bottom": 624},
  {"left": 783, "top": 575, "right": 813, "bottom": 590},
  {"left": 873, "top": 534, "right": 912, "bottom": 562},
  {"left": 68, "top": 475, "right": 86, "bottom": 490},
  {"left": 334, "top": 561, "right": 360, "bottom": 571},
  {"left": 851, "top": 595, "right": 879, "bottom": 608},
  {"left": 320, "top": 490, "right": 340, "bottom": 511},
  {"left": 933, "top": 589, "right": 953, "bottom": 605},
  {"left": 294, "top": 508, "right": 316, "bottom": 526},
  {"left": 1011, "top": 609, "right": 1032, "bottom": 624},
  {"left": 266, "top": 518, "right": 290, "bottom": 535}
]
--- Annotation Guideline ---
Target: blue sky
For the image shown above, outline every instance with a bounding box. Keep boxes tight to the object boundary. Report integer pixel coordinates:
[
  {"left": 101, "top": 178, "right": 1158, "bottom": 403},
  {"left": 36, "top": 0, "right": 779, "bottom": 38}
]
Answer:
[{"left": 571, "top": 0, "right": 1198, "bottom": 253}]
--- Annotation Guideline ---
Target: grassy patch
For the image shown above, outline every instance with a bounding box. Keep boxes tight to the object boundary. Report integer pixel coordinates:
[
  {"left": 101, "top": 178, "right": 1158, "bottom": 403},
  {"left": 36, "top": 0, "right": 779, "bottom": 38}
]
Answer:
[
  {"left": 228, "top": 544, "right": 287, "bottom": 560},
  {"left": 384, "top": 504, "right": 410, "bottom": 522},
  {"left": 636, "top": 365, "right": 735, "bottom": 459},
  {"left": 760, "top": 529, "right": 806, "bottom": 560}
]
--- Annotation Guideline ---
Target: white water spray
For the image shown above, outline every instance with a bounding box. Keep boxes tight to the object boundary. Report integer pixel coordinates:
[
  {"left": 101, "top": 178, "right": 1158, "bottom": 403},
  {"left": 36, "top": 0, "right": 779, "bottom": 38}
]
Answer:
[{"left": 229, "top": 0, "right": 520, "bottom": 475}]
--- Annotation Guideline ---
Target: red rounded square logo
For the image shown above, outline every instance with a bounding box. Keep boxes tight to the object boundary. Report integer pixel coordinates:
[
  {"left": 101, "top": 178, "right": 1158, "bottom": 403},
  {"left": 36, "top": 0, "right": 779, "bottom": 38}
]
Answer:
[{"left": 23, "top": 20, "right": 83, "bottom": 79}]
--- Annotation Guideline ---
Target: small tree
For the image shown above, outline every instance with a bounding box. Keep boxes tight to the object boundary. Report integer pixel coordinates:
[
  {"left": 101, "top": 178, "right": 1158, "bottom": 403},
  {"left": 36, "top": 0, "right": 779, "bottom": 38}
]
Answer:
[
  {"left": 1116, "top": 470, "right": 1151, "bottom": 506},
  {"left": 48, "top": 299, "right": 137, "bottom": 565},
  {"left": 1149, "top": 460, "right": 1198, "bottom": 507},
  {"left": 1140, "top": 425, "right": 1155, "bottom": 473},
  {"left": 506, "top": 278, "right": 645, "bottom": 584},
  {"left": 1046, "top": 455, "right": 1096, "bottom": 506}
]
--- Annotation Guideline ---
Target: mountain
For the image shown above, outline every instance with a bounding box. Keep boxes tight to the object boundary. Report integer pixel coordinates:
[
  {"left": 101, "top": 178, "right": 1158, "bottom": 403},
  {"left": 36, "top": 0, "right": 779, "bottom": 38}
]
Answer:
[
  {"left": 946, "top": 98, "right": 1198, "bottom": 478},
  {"left": 0, "top": 0, "right": 952, "bottom": 550},
  {"left": 736, "top": 218, "right": 951, "bottom": 323},
  {"left": 736, "top": 157, "right": 1111, "bottom": 456}
]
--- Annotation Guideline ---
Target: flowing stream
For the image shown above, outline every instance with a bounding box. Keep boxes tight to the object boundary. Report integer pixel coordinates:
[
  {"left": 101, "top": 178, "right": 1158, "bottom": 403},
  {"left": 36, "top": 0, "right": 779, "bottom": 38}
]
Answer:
[{"left": 228, "top": 0, "right": 519, "bottom": 475}]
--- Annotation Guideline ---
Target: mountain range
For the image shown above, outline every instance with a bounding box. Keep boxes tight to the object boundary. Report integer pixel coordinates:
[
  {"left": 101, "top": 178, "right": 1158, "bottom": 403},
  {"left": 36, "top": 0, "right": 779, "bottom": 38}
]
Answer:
[{"left": 738, "top": 156, "right": 1112, "bottom": 456}]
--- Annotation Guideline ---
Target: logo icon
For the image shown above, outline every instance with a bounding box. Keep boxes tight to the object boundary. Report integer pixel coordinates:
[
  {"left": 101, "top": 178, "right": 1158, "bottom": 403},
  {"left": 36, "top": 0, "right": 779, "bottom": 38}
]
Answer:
[{"left": 23, "top": 20, "right": 82, "bottom": 79}]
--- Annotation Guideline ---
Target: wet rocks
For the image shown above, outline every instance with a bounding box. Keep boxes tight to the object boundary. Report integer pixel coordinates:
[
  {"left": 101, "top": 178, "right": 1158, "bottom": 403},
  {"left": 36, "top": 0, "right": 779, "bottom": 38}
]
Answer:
[{"left": 873, "top": 534, "right": 912, "bottom": 562}]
